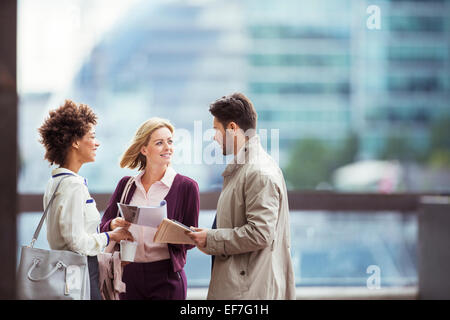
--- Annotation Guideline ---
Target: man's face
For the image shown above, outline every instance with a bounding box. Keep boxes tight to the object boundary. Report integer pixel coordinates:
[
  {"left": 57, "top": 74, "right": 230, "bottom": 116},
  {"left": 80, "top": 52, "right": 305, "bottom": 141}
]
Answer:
[{"left": 213, "top": 117, "right": 233, "bottom": 156}]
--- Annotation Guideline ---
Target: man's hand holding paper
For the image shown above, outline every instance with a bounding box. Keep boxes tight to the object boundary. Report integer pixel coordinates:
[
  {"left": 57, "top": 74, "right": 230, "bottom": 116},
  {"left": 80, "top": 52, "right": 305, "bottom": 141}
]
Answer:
[{"left": 186, "top": 227, "right": 210, "bottom": 254}]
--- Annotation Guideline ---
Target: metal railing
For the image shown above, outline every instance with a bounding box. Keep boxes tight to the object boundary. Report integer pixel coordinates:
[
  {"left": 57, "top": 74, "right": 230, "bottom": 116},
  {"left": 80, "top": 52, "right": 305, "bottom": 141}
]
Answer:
[
  {"left": 18, "top": 191, "right": 449, "bottom": 299},
  {"left": 18, "top": 191, "right": 429, "bottom": 213}
]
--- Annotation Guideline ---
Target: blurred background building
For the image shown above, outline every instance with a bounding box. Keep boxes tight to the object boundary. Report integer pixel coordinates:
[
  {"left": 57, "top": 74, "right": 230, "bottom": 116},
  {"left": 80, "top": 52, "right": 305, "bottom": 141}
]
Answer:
[
  {"left": 18, "top": 0, "right": 450, "bottom": 193},
  {"left": 16, "top": 0, "right": 450, "bottom": 292}
]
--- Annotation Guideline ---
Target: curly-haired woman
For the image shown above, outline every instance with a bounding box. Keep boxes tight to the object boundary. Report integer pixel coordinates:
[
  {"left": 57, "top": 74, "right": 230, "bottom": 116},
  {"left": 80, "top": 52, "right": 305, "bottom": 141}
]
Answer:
[{"left": 38, "top": 100, "right": 133, "bottom": 300}]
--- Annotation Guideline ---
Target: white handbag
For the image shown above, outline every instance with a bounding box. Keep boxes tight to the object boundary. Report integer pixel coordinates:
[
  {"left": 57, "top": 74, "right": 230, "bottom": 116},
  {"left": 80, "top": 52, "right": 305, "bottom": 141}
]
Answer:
[{"left": 17, "top": 175, "right": 90, "bottom": 300}]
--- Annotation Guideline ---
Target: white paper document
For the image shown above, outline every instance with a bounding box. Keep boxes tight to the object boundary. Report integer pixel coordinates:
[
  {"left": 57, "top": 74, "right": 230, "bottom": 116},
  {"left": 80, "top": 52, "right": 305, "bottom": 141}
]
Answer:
[{"left": 117, "top": 200, "right": 167, "bottom": 228}]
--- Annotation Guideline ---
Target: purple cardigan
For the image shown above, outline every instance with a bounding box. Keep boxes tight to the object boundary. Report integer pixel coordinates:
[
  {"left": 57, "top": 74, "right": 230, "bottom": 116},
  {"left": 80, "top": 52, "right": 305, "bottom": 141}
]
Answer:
[{"left": 100, "top": 173, "right": 200, "bottom": 272}]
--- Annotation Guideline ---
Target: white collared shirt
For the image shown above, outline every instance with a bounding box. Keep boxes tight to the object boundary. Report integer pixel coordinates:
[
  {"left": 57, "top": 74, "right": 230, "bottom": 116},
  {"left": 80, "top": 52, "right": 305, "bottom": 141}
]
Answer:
[
  {"left": 44, "top": 167, "right": 108, "bottom": 256},
  {"left": 128, "top": 165, "right": 177, "bottom": 262}
]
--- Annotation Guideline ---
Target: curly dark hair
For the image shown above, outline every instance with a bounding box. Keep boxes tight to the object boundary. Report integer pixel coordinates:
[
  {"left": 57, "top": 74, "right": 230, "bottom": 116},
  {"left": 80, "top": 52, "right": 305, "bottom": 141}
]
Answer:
[{"left": 38, "top": 99, "right": 97, "bottom": 166}]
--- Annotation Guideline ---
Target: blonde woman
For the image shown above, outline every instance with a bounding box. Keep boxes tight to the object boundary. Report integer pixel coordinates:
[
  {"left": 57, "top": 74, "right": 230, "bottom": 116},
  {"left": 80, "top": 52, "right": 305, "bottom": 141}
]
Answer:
[{"left": 100, "top": 118, "right": 199, "bottom": 300}]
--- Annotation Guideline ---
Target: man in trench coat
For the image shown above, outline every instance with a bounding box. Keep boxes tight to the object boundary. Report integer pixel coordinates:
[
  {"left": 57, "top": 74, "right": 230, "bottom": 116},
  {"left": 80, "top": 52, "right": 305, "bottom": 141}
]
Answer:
[{"left": 187, "top": 92, "right": 296, "bottom": 300}]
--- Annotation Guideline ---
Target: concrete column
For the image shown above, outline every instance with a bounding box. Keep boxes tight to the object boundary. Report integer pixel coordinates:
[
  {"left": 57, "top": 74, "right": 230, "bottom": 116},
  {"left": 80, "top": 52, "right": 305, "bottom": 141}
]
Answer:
[{"left": 418, "top": 196, "right": 450, "bottom": 299}]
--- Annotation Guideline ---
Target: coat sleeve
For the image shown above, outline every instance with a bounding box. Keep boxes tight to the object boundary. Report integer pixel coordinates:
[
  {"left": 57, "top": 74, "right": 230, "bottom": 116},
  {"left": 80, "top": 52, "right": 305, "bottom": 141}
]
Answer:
[
  {"left": 205, "top": 170, "right": 280, "bottom": 256},
  {"left": 100, "top": 177, "right": 129, "bottom": 233}
]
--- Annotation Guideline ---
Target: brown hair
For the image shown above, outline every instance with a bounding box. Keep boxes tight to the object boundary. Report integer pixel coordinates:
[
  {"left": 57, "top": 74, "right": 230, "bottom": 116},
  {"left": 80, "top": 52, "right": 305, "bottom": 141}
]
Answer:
[
  {"left": 38, "top": 99, "right": 97, "bottom": 166},
  {"left": 209, "top": 92, "right": 257, "bottom": 131}
]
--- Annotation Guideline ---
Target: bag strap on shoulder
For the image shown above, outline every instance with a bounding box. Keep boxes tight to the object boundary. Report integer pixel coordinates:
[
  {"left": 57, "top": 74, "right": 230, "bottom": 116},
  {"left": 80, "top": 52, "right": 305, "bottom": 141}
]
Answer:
[
  {"left": 30, "top": 174, "right": 75, "bottom": 248},
  {"left": 119, "top": 176, "right": 135, "bottom": 207}
]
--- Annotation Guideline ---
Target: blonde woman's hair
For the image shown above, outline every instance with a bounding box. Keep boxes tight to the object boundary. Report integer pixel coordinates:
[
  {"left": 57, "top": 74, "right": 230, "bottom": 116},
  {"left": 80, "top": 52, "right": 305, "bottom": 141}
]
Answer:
[{"left": 120, "top": 117, "right": 174, "bottom": 170}]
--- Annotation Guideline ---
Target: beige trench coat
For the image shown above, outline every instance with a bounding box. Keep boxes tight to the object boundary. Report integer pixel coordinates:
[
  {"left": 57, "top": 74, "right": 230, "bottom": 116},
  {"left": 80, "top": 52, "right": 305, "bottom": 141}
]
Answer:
[{"left": 204, "top": 135, "right": 296, "bottom": 300}]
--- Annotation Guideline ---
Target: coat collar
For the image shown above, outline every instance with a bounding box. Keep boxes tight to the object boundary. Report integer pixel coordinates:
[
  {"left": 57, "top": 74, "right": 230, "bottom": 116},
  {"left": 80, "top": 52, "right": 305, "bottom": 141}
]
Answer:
[{"left": 222, "top": 135, "right": 261, "bottom": 177}]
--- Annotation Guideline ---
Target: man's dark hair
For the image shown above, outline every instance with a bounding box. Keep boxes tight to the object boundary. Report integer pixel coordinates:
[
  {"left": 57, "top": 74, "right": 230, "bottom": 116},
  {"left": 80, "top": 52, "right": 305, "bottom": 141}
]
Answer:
[{"left": 209, "top": 92, "right": 257, "bottom": 131}]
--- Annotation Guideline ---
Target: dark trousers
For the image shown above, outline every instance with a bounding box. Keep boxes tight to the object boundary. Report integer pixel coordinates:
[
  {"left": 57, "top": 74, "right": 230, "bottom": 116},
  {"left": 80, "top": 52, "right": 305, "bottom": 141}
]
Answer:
[
  {"left": 87, "top": 256, "right": 102, "bottom": 300},
  {"left": 120, "top": 259, "right": 186, "bottom": 300}
]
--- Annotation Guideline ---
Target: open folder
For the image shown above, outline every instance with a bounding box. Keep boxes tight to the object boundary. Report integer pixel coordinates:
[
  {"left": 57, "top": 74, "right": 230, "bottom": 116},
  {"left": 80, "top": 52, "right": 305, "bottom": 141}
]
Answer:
[
  {"left": 117, "top": 200, "right": 167, "bottom": 228},
  {"left": 153, "top": 218, "right": 196, "bottom": 245}
]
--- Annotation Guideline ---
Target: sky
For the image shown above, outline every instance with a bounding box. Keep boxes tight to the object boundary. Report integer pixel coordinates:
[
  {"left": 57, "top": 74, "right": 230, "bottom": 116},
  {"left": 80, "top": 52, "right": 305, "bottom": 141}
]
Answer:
[{"left": 17, "top": 0, "right": 141, "bottom": 94}]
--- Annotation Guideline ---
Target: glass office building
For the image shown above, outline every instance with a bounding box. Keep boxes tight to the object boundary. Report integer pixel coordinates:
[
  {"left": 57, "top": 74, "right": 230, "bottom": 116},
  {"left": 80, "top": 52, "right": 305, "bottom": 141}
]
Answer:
[
  {"left": 18, "top": 0, "right": 450, "bottom": 193},
  {"left": 16, "top": 0, "right": 449, "bottom": 290}
]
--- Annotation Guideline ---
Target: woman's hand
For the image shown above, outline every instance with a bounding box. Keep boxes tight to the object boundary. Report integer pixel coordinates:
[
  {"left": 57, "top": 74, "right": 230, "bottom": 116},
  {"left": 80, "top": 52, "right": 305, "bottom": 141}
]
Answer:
[
  {"left": 110, "top": 217, "right": 131, "bottom": 231},
  {"left": 108, "top": 227, "right": 134, "bottom": 243}
]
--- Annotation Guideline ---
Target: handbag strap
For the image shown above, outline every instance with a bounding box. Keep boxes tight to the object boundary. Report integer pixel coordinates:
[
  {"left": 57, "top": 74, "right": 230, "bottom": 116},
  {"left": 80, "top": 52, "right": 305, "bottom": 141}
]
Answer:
[
  {"left": 27, "top": 258, "right": 67, "bottom": 281},
  {"left": 103, "top": 176, "right": 135, "bottom": 254},
  {"left": 119, "top": 176, "right": 135, "bottom": 208},
  {"left": 30, "top": 174, "right": 75, "bottom": 248}
]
